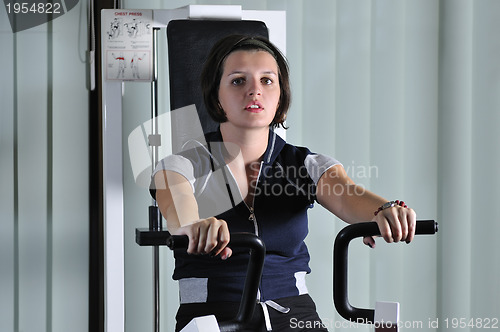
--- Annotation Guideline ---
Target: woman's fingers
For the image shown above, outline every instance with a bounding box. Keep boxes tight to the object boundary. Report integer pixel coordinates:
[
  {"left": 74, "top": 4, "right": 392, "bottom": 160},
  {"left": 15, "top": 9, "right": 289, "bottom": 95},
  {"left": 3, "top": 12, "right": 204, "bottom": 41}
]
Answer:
[
  {"left": 405, "top": 208, "right": 417, "bottom": 244},
  {"left": 196, "top": 220, "right": 209, "bottom": 253},
  {"left": 376, "top": 206, "right": 416, "bottom": 243},
  {"left": 178, "top": 224, "right": 199, "bottom": 255},
  {"left": 377, "top": 210, "right": 395, "bottom": 243},
  {"left": 218, "top": 247, "right": 232, "bottom": 261},
  {"left": 210, "top": 223, "right": 231, "bottom": 258},
  {"left": 363, "top": 236, "right": 376, "bottom": 248},
  {"left": 180, "top": 218, "right": 230, "bottom": 258}
]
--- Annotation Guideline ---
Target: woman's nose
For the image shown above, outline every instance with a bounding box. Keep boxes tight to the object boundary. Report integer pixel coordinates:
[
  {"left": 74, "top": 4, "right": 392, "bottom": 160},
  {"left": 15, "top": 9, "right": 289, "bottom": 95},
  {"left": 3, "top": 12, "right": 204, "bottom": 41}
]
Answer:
[
  {"left": 248, "top": 90, "right": 261, "bottom": 96},
  {"left": 248, "top": 79, "right": 262, "bottom": 96}
]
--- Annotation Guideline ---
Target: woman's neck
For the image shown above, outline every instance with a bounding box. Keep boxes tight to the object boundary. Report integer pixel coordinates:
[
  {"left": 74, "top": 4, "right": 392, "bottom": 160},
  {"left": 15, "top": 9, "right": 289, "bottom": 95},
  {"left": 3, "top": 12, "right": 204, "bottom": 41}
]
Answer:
[{"left": 219, "top": 124, "right": 269, "bottom": 165}]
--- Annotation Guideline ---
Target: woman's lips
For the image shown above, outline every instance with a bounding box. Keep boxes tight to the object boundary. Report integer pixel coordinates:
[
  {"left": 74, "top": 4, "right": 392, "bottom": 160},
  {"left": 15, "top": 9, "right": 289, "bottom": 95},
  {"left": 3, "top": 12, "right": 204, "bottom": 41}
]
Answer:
[{"left": 245, "top": 102, "right": 263, "bottom": 113}]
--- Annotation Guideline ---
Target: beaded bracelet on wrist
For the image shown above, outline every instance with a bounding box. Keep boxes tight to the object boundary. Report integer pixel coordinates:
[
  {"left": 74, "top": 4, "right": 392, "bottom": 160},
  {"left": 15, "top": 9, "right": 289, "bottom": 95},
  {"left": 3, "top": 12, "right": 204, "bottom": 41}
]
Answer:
[{"left": 374, "top": 200, "right": 408, "bottom": 216}]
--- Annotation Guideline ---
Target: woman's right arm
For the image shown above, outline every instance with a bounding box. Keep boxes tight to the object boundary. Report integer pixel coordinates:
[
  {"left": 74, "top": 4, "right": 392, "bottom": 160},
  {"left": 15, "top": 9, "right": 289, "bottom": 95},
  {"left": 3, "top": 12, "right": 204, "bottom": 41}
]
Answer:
[{"left": 154, "top": 170, "right": 232, "bottom": 259}]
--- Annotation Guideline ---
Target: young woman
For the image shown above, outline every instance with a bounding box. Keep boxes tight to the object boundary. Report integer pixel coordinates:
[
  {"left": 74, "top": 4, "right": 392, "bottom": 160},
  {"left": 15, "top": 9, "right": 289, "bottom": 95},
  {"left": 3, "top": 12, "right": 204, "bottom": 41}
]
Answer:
[{"left": 151, "top": 35, "right": 416, "bottom": 331}]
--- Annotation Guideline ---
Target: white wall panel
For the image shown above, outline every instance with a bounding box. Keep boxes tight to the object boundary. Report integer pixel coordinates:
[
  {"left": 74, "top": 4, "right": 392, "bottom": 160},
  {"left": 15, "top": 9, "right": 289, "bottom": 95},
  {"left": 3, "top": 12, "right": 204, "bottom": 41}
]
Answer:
[{"left": 0, "top": 3, "right": 89, "bottom": 332}]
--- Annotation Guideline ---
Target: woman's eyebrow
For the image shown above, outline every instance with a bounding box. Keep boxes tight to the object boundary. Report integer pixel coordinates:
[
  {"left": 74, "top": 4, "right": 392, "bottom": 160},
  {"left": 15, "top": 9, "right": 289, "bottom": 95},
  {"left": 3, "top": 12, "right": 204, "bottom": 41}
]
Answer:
[
  {"left": 261, "top": 71, "right": 278, "bottom": 76},
  {"left": 226, "top": 70, "right": 277, "bottom": 76}
]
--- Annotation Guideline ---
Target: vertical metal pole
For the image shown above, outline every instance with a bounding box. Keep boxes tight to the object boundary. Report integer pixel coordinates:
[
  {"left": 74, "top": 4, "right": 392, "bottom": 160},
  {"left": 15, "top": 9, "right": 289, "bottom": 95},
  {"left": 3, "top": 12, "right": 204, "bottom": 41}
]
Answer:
[
  {"left": 150, "top": 27, "right": 161, "bottom": 332},
  {"left": 151, "top": 28, "right": 160, "bottom": 177}
]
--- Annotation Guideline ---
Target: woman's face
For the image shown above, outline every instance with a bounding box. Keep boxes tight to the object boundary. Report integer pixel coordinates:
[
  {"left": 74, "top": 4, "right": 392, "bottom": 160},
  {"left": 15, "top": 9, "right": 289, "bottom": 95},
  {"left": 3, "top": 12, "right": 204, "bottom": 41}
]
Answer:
[{"left": 218, "top": 50, "right": 280, "bottom": 131}]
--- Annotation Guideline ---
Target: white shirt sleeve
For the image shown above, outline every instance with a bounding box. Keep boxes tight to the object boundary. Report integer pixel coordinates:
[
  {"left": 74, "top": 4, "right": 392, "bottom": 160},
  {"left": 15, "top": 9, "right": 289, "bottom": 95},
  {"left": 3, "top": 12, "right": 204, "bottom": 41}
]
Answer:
[
  {"left": 152, "top": 154, "right": 196, "bottom": 193},
  {"left": 304, "top": 153, "right": 342, "bottom": 185}
]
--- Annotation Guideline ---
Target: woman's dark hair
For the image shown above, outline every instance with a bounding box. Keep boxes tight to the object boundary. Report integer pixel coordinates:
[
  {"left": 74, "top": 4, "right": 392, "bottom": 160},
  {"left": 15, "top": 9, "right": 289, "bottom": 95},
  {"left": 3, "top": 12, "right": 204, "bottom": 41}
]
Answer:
[{"left": 201, "top": 35, "right": 291, "bottom": 129}]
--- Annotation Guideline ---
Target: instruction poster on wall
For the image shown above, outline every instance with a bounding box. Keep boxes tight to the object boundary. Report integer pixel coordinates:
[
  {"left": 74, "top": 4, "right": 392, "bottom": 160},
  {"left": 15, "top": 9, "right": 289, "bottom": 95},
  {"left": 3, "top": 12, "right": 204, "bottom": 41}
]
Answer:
[{"left": 102, "top": 9, "right": 153, "bottom": 81}]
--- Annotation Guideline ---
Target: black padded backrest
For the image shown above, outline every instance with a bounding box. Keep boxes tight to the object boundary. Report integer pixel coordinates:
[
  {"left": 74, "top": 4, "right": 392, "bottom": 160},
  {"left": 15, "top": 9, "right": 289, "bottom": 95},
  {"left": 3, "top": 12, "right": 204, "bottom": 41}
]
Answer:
[{"left": 167, "top": 20, "right": 269, "bottom": 136}]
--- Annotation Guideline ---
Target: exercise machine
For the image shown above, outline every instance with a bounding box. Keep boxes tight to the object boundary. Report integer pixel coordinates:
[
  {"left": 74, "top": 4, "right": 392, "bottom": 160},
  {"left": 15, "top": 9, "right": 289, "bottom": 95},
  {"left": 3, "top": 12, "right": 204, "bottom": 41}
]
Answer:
[
  {"left": 137, "top": 220, "right": 438, "bottom": 331},
  {"left": 101, "top": 5, "right": 438, "bottom": 331}
]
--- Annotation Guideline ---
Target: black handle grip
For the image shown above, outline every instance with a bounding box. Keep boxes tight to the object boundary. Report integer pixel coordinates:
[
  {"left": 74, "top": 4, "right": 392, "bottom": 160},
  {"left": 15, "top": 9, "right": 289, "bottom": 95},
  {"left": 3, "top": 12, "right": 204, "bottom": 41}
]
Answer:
[
  {"left": 167, "top": 232, "right": 266, "bottom": 331},
  {"left": 333, "top": 220, "right": 438, "bottom": 323}
]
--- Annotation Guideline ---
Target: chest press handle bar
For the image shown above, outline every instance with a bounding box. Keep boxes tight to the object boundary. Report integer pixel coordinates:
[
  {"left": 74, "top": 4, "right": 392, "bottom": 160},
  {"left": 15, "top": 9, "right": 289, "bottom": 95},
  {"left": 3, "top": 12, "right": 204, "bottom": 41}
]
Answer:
[
  {"left": 167, "top": 232, "right": 266, "bottom": 332},
  {"left": 333, "top": 219, "right": 438, "bottom": 324}
]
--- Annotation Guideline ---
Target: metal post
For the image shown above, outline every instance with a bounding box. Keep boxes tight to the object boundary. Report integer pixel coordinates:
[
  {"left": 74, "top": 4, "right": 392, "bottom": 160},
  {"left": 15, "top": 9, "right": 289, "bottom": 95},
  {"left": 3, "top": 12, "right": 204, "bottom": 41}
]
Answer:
[{"left": 150, "top": 27, "right": 161, "bottom": 332}]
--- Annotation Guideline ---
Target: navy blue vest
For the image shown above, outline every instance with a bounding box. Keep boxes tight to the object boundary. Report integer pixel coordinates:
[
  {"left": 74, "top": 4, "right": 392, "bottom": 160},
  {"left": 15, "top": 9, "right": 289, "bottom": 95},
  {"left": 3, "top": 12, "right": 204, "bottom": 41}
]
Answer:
[{"left": 153, "top": 128, "right": 339, "bottom": 302}]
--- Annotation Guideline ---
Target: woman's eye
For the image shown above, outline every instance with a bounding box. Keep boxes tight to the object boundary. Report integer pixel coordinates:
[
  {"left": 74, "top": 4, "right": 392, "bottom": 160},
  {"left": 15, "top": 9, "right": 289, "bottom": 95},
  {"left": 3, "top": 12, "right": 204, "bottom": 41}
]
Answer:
[
  {"left": 231, "top": 78, "right": 245, "bottom": 85},
  {"left": 261, "top": 77, "right": 273, "bottom": 85}
]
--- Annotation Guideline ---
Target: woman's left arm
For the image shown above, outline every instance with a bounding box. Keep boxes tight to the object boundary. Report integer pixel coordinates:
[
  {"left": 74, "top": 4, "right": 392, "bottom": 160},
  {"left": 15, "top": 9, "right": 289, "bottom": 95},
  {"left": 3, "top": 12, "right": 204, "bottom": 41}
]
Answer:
[{"left": 316, "top": 164, "right": 416, "bottom": 247}]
